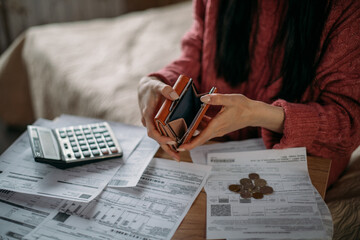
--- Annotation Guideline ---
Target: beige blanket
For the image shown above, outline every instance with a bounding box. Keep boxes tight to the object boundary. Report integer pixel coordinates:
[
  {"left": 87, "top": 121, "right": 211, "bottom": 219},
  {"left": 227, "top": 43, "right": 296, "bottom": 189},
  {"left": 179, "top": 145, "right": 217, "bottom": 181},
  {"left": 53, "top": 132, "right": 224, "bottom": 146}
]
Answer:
[{"left": 0, "top": 1, "right": 192, "bottom": 126}]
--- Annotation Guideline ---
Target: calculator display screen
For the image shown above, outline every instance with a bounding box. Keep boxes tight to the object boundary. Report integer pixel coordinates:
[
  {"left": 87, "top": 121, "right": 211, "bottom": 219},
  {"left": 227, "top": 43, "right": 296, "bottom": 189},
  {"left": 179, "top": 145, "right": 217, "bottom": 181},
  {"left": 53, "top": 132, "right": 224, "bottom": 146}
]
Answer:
[{"left": 38, "top": 129, "right": 60, "bottom": 160}]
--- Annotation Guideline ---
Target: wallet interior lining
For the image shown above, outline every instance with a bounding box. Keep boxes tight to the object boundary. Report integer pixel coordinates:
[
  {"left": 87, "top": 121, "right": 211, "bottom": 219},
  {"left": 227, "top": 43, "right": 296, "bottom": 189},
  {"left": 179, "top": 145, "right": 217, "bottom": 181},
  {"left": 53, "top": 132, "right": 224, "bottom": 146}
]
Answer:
[{"left": 168, "top": 84, "right": 202, "bottom": 129}]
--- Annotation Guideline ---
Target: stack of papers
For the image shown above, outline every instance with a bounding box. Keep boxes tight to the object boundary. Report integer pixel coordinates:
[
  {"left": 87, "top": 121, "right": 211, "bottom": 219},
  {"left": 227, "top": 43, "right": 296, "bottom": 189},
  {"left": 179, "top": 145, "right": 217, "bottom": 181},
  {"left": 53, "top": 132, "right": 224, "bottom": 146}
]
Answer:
[
  {"left": 191, "top": 141, "right": 333, "bottom": 240},
  {"left": 0, "top": 115, "right": 212, "bottom": 240}
]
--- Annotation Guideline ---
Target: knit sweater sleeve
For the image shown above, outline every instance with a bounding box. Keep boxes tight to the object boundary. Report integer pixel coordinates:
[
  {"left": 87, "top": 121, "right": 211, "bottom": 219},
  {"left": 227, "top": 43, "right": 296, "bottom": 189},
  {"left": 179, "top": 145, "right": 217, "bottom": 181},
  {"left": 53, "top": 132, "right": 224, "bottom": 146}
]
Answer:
[
  {"left": 149, "top": 0, "right": 205, "bottom": 86},
  {"left": 261, "top": 0, "right": 360, "bottom": 185}
]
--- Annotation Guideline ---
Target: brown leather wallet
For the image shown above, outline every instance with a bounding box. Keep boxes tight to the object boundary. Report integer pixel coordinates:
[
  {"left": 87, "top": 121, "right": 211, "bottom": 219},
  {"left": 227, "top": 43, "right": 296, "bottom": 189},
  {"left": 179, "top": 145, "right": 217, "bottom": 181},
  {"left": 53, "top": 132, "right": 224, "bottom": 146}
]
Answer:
[{"left": 154, "top": 75, "right": 217, "bottom": 149}]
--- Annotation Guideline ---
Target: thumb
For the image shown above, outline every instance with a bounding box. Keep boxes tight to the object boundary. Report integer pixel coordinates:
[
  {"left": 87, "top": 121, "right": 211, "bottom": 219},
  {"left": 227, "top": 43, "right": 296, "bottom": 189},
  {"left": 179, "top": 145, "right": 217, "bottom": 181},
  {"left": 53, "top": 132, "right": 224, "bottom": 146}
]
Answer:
[
  {"left": 159, "top": 83, "right": 179, "bottom": 101},
  {"left": 200, "top": 93, "right": 233, "bottom": 106}
]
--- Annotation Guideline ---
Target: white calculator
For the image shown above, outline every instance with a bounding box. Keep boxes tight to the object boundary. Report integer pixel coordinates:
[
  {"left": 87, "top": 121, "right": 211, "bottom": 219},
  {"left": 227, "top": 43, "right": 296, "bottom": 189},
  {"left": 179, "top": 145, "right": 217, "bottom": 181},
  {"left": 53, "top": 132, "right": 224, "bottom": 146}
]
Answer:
[{"left": 27, "top": 122, "right": 123, "bottom": 168}]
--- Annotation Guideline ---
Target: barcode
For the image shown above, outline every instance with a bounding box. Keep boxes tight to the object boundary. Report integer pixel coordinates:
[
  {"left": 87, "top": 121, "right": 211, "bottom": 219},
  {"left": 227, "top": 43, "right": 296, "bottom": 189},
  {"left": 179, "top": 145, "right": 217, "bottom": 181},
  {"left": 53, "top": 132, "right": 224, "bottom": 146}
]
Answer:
[
  {"left": 110, "top": 229, "right": 151, "bottom": 240},
  {"left": 79, "top": 194, "right": 91, "bottom": 199},
  {"left": 210, "top": 158, "right": 235, "bottom": 163},
  {"left": 109, "top": 179, "right": 129, "bottom": 186}
]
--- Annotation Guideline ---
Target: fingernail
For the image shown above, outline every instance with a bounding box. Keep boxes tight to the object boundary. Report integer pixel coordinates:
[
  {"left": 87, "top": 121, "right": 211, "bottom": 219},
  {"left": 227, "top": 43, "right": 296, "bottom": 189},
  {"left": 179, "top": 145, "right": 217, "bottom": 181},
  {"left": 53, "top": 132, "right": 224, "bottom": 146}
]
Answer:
[
  {"left": 170, "top": 91, "right": 179, "bottom": 100},
  {"left": 193, "top": 130, "right": 200, "bottom": 136},
  {"left": 200, "top": 95, "right": 210, "bottom": 103},
  {"left": 167, "top": 141, "right": 177, "bottom": 145},
  {"left": 177, "top": 148, "right": 185, "bottom": 152}
]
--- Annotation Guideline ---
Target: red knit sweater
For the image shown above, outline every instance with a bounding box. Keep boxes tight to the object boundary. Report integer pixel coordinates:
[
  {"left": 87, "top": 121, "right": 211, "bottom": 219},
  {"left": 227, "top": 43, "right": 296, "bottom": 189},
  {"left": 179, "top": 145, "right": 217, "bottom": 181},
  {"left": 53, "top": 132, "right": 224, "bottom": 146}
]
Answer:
[{"left": 150, "top": 0, "right": 360, "bottom": 186}]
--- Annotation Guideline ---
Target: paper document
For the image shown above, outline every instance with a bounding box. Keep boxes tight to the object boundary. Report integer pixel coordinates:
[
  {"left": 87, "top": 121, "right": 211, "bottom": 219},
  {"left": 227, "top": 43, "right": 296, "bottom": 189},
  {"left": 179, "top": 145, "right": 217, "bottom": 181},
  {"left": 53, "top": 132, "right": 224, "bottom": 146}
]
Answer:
[
  {"left": 190, "top": 138, "right": 266, "bottom": 165},
  {"left": 0, "top": 118, "right": 143, "bottom": 202},
  {"left": 205, "top": 147, "right": 331, "bottom": 239},
  {"left": 108, "top": 136, "right": 159, "bottom": 187},
  {"left": 25, "top": 158, "right": 212, "bottom": 240},
  {"left": 0, "top": 189, "right": 63, "bottom": 240}
]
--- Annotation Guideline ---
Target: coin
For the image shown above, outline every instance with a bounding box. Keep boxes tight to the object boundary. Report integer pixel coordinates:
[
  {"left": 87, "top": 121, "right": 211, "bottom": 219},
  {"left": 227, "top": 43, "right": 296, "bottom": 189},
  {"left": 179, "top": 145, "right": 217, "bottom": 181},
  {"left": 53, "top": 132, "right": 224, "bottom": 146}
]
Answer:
[
  {"left": 243, "top": 182, "right": 254, "bottom": 190},
  {"left": 248, "top": 173, "right": 259, "bottom": 180},
  {"left": 252, "top": 192, "right": 264, "bottom": 199},
  {"left": 252, "top": 186, "right": 261, "bottom": 193},
  {"left": 240, "top": 190, "right": 252, "bottom": 199},
  {"left": 240, "top": 178, "right": 252, "bottom": 185},
  {"left": 260, "top": 186, "right": 274, "bottom": 195},
  {"left": 228, "top": 184, "right": 241, "bottom": 192},
  {"left": 254, "top": 178, "right": 267, "bottom": 187}
]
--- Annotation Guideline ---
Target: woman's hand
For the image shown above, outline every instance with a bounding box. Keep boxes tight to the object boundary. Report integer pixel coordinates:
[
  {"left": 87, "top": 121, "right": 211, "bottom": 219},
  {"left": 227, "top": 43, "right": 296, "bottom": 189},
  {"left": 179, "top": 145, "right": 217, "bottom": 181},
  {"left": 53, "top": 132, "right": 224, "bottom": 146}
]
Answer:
[
  {"left": 137, "top": 76, "right": 181, "bottom": 160},
  {"left": 177, "top": 93, "right": 285, "bottom": 151}
]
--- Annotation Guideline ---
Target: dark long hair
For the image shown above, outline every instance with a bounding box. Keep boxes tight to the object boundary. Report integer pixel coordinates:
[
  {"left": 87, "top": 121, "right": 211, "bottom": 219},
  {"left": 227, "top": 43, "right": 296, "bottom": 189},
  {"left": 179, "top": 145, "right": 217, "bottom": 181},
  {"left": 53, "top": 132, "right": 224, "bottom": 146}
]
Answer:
[{"left": 215, "top": 0, "right": 332, "bottom": 102}]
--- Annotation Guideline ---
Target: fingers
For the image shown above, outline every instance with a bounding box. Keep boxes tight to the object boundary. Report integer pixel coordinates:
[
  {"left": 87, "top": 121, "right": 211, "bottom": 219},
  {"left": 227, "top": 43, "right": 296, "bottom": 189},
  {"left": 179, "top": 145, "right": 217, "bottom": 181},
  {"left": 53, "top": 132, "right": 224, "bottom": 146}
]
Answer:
[
  {"left": 141, "top": 117, "right": 146, "bottom": 127},
  {"left": 145, "top": 118, "right": 175, "bottom": 145},
  {"left": 177, "top": 124, "right": 214, "bottom": 151},
  {"left": 201, "top": 93, "right": 243, "bottom": 106},
  {"left": 160, "top": 144, "right": 180, "bottom": 161},
  {"left": 157, "top": 82, "right": 179, "bottom": 101}
]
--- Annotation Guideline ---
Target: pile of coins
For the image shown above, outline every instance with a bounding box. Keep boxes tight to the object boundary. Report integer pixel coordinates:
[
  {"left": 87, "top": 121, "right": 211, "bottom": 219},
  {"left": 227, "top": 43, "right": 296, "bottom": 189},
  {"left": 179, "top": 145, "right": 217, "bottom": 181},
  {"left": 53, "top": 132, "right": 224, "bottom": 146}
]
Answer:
[{"left": 228, "top": 173, "right": 274, "bottom": 199}]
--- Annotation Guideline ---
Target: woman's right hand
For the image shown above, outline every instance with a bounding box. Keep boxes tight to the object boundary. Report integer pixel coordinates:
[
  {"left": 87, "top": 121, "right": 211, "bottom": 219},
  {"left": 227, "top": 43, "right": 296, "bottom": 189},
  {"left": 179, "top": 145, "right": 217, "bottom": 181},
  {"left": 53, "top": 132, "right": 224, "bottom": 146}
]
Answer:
[{"left": 137, "top": 76, "right": 181, "bottom": 160}]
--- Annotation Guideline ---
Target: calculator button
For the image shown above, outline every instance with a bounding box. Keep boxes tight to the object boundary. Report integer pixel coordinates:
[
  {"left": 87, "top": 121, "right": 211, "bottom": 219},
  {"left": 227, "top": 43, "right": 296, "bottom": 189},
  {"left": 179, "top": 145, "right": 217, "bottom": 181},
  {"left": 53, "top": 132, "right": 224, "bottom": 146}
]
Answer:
[
  {"left": 90, "top": 144, "right": 97, "bottom": 150},
  {"left": 110, "top": 147, "right": 118, "bottom": 153},
  {"left": 67, "top": 132, "right": 73, "bottom": 137},
  {"left": 107, "top": 141, "right": 115, "bottom": 147},
  {"left": 59, "top": 131, "right": 66, "bottom": 138},
  {"left": 88, "top": 139, "right": 95, "bottom": 144},
  {"left": 75, "top": 132, "right": 82, "bottom": 136},
  {"left": 64, "top": 143, "right": 69, "bottom": 149},
  {"left": 72, "top": 147, "right": 79, "bottom": 152},
  {"left": 74, "top": 152, "right": 81, "bottom": 158},
  {"left": 71, "top": 142, "right": 77, "bottom": 147},
  {"left": 69, "top": 137, "right": 75, "bottom": 142},
  {"left": 83, "top": 151, "right": 91, "bottom": 157},
  {"left": 99, "top": 124, "right": 106, "bottom": 128},
  {"left": 78, "top": 140, "right": 86, "bottom": 146},
  {"left": 85, "top": 134, "right": 92, "bottom": 139},
  {"left": 94, "top": 133, "right": 101, "bottom": 138},
  {"left": 92, "top": 129, "right": 101, "bottom": 134},
  {"left": 81, "top": 146, "right": 88, "bottom": 151},
  {"left": 104, "top": 132, "right": 110, "bottom": 137},
  {"left": 67, "top": 153, "right": 72, "bottom": 158},
  {"left": 101, "top": 148, "right": 109, "bottom": 155},
  {"left": 92, "top": 150, "right": 100, "bottom": 156},
  {"left": 77, "top": 136, "right": 85, "bottom": 141},
  {"left": 91, "top": 125, "right": 97, "bottom": 129},
  {"left": 96, "top": 138, "right": 104, "bottom": 143},
  {"left": 105, "top": 137, "right": 112, "bottom": 142},
  {"left": 99, "top": 143, "right": 106, "bottom": 148},
  {"left": 83, "top": 129, "right": 91, "bottom": 134}
]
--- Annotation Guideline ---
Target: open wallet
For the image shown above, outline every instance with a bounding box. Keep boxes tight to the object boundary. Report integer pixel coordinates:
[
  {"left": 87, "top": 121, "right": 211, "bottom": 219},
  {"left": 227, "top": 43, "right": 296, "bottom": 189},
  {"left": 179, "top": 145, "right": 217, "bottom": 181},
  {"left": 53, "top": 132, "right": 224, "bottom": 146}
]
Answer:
[{"left": 154, "top": 75, "right": 217, "bottom": 149}]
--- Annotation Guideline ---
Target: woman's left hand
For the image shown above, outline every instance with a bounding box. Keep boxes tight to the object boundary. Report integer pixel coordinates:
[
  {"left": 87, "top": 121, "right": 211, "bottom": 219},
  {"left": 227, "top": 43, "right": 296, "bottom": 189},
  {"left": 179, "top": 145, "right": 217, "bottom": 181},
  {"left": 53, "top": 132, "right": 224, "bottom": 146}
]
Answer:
[{"left": 177, "top": 93, "right": 285, "bottom": 151}]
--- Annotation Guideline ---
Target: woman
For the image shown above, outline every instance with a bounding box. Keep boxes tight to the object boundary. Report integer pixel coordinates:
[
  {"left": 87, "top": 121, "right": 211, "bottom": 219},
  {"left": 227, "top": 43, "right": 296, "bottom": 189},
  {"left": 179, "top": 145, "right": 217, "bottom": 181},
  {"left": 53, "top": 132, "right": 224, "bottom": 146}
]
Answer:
[{"left": 138, "top": 0, "right": 360, "bottom": 186}]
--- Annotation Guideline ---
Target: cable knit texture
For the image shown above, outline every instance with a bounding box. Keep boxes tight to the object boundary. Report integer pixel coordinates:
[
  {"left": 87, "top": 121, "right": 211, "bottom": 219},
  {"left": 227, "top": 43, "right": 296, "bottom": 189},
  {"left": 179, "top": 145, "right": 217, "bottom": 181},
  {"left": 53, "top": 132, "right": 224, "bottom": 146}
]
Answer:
[{"left": 150, "top": 0, "right": 360, "bottom": 186}]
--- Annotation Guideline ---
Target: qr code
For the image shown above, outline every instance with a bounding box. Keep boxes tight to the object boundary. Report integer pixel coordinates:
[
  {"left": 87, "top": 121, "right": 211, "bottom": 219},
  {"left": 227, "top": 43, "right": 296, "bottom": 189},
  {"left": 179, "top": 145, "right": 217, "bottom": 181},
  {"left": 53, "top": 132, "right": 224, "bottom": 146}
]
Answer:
[{"left": 211, "top": 204, "right": 231, "bottom": 216}]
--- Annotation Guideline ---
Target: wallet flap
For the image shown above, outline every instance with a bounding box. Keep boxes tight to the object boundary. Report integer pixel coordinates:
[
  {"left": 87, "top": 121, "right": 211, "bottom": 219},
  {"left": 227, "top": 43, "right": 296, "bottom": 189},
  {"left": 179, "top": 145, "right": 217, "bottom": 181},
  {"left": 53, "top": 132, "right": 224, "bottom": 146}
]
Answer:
[
  {"left": 154, "top": 75, "right": 191, "bottom": 125},
  {"left": 168, "top": 118, "right": 187, "bottom": 140}
]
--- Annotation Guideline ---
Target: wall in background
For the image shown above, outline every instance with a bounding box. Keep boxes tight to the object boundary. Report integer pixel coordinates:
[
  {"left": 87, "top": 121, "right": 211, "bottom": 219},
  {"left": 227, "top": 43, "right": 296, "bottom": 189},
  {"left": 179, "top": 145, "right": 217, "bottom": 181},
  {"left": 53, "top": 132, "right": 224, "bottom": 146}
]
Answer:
[{"left": 0, "top": 0, "right": 186, "bottom": 54}]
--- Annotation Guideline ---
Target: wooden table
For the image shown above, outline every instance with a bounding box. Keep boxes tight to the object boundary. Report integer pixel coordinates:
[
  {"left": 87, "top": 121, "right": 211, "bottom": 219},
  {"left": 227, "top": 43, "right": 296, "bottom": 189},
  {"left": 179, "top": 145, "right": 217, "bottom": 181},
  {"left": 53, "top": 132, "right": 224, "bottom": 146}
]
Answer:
[{"left": 155, "top": 147, "right": 332, "bottom": 240}]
